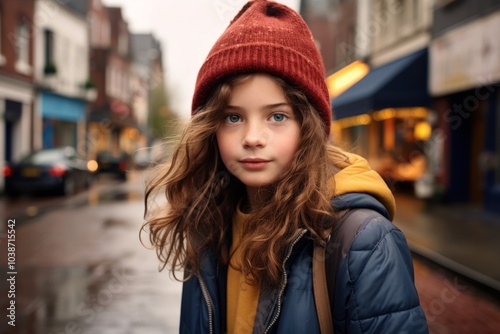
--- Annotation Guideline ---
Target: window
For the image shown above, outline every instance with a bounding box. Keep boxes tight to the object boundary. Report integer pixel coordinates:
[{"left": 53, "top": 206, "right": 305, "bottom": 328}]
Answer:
[
  {"left": 14, "top": 18, "right": 31, "bottom": 74},
  {"left": 44, "top": 29, "right": 55, "bottom": 73},
  {"left": 16, "top": 19, "right": 29, "bottom": 64}
]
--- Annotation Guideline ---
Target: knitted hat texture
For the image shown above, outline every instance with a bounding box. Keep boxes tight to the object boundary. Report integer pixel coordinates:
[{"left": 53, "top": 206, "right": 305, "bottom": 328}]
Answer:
[{"left": 192, "top": 0, "right": 331, "bottom": 135}]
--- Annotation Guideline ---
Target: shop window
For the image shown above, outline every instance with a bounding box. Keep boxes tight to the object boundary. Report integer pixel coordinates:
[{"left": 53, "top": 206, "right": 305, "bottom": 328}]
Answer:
[
  {"left": 348, "top": 125, "right": 368, "bottom": 157},
  {"left": 54, "top": 121, "right": 77, "bottom": 148}
]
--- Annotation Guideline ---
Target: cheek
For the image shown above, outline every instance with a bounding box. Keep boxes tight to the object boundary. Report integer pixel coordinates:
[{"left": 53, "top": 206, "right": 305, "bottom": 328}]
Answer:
[
  {"left": 216, "top": 132, "right": 231, "bottom": 161},
  {"left": 283, "top": 140, "right": 300, "bottom": 163},
  {"left": 280, "top": 129, "right": 301, "bottom": 162},
  {"left": 216, "top": 133, "right": 242, "bottom": 175}
]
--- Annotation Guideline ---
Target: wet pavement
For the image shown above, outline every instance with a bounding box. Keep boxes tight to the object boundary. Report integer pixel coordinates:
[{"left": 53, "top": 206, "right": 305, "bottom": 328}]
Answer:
[
  {"left": 0, "top": 176, "right": 144, "bottom": 228},
  {"left": 1, "top": 173, "right": 500, "bottom": 333},
  {"left": 393, "top": 190, "right": 500, "bottom": 333},
  {"left": 414, "top": 255, "right": 500, "bottom": 334},
  {"left": 0, "top": 172, "right": 182, "bottom": 334},
  {"left": 394, "top": 192, "right": 500, "bottom": 292}
]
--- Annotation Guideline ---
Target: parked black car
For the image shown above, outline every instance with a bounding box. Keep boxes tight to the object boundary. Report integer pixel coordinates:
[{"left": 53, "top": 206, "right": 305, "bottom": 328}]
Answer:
[
  {"left": 3, "top": 147, "right": 94, "bottom": 196},
  {"left": 94, "top": 150, "right": 129, "bottom": 180}
]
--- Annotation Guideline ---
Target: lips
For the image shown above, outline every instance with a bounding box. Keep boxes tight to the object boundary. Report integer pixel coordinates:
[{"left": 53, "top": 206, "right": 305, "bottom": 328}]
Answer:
[{"left": 239, "top": 158, "right": 270, "bottom": 170}]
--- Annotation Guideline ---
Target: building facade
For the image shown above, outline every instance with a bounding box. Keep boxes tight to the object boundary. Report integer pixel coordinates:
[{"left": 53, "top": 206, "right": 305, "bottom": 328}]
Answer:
[
  {"left": 86, "top": 4, "right": 135, "bottom": 159},
  {"left": 330, "top": 0, "right": 433, "bottom": 194},
  {"left": 429, "top": 0, "right": 500, "bottom": 213},
  {"left": 33, "top": 0, "right": 92, "bottom": 156},
  {"left": 0, "top": 0, "right": 157, "bottom": 193},
  {"left": 0, "top": 0, "right": 35, "bottom": 191},
  {"left": 300, "top": 0, "right": 357, "bottom": 75},
  {"left": 130, "top": 33, "right": 164, "bottom": 149}
]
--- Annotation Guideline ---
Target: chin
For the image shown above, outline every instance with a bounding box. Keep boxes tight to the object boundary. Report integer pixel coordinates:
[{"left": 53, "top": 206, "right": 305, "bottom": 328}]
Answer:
[{"left": 242, "top": 180, "right": 274, "bottom": 189}]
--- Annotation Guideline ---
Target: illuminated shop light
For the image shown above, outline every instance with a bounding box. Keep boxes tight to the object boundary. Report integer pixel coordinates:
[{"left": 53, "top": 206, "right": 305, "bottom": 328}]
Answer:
[
  {"left": 333, "top": 114, "right": 372, "bottom": 129},
  {"left": 327, "top": 61, "right": 369, "bottom": 97},
  {"left": 414, "top": 121, "right": 432, "bottom": 141}
]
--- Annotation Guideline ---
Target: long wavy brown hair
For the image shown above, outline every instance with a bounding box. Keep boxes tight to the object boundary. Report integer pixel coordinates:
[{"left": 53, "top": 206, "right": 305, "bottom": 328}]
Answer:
[{"left": 143, "top": 73, "right": 348, "bottom": 286}]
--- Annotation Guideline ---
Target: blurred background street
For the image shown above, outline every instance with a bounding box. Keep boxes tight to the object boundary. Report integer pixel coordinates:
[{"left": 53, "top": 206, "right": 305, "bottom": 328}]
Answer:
[
  {"left": 1, "top": 0, "right": 500, "bottom": 333},
  {"left": 0, "top": 171, "right": 183, "bottom": 334}
]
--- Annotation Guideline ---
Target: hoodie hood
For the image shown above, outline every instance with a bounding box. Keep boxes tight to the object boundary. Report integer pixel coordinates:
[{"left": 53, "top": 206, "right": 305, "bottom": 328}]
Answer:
[{"left": 328, "top": 152, "right": 396, "bottom": 220}]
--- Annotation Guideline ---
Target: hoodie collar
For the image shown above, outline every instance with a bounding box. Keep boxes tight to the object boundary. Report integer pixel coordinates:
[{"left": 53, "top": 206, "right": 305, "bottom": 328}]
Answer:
[{"left": 328, "top": 152, "right": 396, "bottom": 220}]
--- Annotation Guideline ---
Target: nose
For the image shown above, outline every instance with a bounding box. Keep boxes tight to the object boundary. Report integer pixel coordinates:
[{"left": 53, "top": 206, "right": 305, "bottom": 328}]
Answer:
[{"left": 242, "top": 121, "right": 266, "bottom": 149}]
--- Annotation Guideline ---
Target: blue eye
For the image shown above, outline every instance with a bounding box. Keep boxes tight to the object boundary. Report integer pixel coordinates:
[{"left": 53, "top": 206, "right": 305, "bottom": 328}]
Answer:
[
  {"left": 224, "top": 114, "right": 241, "bottom": 123},
  {"left": 270, "top": 113, "right": 287, "bottom": 122}
]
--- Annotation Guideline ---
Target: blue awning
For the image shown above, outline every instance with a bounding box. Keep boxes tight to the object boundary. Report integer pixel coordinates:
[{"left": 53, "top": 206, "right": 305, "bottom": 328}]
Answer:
[
  {"left": 331, "top": 48, "right": 430, "bottom": 120},
  {"left": 41, "top": 92, "right": 86, "bottom": 122}
]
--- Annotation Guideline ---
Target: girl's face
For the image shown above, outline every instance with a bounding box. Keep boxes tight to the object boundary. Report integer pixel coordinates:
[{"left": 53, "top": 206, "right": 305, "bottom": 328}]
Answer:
[{"left": 216, "top": 74, "right": 301, "bottom": 193}]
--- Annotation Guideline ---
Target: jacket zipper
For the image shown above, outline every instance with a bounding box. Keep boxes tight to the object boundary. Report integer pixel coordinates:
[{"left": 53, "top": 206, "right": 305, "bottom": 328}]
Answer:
[
  {"left": 264, "top": 229, "right": 307, "bottom": 334},
  {"left": 198, "top": 275, "right": 214, "bottom": 334}
]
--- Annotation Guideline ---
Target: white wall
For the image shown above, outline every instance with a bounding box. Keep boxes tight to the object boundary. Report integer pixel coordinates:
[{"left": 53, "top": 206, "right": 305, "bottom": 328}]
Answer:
[{"left": 34, "top": 0, "right": 89, "bottom": 97}]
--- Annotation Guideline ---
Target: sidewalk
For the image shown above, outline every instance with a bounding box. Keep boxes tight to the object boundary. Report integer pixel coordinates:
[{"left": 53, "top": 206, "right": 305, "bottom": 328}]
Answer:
[{"left": 393, "top": 192, "right": 500, "bottom": 292}]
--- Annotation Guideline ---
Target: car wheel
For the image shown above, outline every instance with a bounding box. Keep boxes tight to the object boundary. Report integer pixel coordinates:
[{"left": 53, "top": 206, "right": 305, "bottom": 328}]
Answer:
[{"left": 63, "top": 176, "right": 76, "bottom": 195}]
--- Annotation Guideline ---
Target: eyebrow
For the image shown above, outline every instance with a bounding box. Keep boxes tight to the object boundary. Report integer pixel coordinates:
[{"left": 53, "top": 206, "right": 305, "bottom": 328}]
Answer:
[{"left": 225, "top": 103, "right": 291, "bottom": 111}]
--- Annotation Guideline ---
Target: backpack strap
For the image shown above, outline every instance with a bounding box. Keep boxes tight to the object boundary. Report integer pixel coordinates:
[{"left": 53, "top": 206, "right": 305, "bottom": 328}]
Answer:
[
  {"left": 313, "top": 238, "right": 334, "bottom": 334},
  {"left": 313, "top": 208, "right": 383, "bottom": 333}
]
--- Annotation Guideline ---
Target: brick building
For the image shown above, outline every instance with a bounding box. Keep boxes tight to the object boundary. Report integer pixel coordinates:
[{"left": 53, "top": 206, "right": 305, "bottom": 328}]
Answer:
[{"left": 0, "top": 0, "right": 35, "bottom": 191}]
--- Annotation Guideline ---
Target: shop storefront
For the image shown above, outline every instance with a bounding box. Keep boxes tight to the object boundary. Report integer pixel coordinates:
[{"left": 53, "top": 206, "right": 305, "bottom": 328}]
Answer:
[
  {"left": 40, "top": 92, "right": 86, "bottom": 150},
  {"left": 331, "top": 48, "right": 431, "bottom": 191},
  {"left": 87, "top": 99, "right": 137, "bottom": 160},
  {"left": 430, "top": 11, "right": 500, "bottom": 213}
]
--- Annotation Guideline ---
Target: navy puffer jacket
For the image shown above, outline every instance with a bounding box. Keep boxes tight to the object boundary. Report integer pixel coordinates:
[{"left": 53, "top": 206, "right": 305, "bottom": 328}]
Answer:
[{"left": 180, "top": 194, "right": 429, "bottom": 333}]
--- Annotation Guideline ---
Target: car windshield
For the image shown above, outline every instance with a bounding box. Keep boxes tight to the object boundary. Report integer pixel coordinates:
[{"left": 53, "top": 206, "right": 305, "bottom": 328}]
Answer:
[{"left": 20, "top": 149, "right": 66, "bottom": 164}]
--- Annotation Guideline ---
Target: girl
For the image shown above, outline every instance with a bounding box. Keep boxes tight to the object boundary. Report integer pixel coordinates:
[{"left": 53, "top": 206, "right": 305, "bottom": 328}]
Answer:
[{"left": 144, "top": 1, "right": 428, "bottom": 333}]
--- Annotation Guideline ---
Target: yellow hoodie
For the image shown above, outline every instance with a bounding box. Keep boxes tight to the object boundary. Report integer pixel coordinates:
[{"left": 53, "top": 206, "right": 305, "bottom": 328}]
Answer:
[{"left": 328, "top": 152, "right": 396, "bottom": 220}]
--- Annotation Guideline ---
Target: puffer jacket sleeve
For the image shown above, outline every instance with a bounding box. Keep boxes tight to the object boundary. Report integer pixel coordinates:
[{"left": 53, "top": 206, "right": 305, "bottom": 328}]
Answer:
[{"left": 333, "top": 215, "right": 429, "bottom": 334}]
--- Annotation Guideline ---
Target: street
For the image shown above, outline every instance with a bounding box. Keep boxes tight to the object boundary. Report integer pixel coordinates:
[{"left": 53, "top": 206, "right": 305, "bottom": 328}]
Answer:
[
  {"left": 1, "top": 172, "right": 499, "bottom": 334},
  {"left": 0, "top": 172, "right": 182, "bottom": 334}
]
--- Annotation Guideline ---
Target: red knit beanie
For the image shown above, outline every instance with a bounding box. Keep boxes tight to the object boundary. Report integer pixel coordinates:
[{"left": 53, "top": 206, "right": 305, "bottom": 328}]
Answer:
[{"left": 192, "top": 0, "right": 331, "bottom": 135}]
